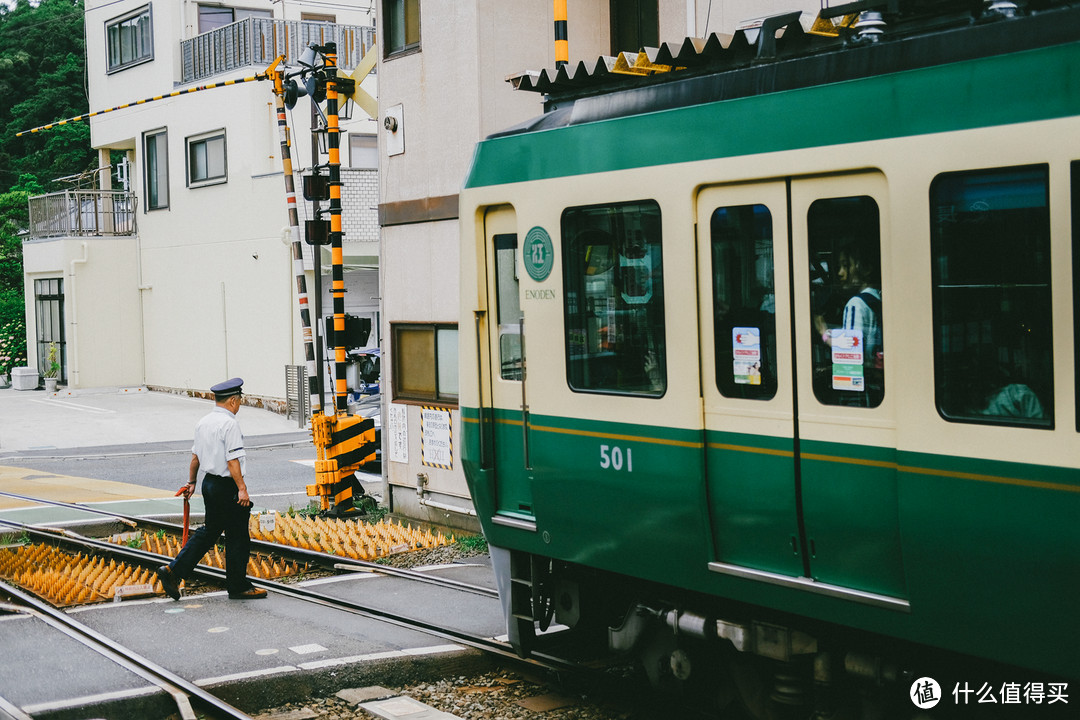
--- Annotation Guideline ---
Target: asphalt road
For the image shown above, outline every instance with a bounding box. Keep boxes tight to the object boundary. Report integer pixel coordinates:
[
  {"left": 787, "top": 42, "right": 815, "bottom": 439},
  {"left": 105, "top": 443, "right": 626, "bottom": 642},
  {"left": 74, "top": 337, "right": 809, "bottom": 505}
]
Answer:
[{"left": 0, "top": 436, "right": 383, "bottom": 515}]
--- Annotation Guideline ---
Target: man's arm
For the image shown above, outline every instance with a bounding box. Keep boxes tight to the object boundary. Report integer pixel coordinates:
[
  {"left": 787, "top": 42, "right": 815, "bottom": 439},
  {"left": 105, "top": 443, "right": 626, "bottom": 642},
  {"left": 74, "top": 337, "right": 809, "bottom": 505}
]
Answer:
[
  {"left": 227, "top": 457, "right": 250, "bottom": 507},
  {"left": 180, "top": 453, "right": 200, "bottom": 498}
]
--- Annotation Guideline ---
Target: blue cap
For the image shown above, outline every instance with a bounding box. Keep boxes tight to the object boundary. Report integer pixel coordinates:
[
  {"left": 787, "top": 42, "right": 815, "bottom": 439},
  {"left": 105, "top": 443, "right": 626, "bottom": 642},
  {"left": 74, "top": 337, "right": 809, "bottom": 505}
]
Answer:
[{"left": 211, "top": 377, "right": 244, "bottom": 399}]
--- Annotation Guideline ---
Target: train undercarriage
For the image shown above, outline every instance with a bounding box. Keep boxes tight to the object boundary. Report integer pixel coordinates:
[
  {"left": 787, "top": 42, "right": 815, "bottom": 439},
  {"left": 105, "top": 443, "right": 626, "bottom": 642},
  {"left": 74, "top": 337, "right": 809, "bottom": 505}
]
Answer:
[{"left": 492, "top": 546, "right": 1042, "bottom": 720}]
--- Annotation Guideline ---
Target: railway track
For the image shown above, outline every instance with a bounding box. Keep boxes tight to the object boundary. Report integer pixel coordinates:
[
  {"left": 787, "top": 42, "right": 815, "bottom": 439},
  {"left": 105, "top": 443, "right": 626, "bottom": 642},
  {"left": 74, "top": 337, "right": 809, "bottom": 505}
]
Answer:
[
  {"left": 0, "top": 493, "right": 720, "bottom": 719},
  {"left": 0, "top": 490, "right": 497, "bottom": 598},
  {"left": 0, "top": 580, "right": 253, "bottom": 720},
  {"left": 0, "top": 495, "right": 581, "bottom": 674}
]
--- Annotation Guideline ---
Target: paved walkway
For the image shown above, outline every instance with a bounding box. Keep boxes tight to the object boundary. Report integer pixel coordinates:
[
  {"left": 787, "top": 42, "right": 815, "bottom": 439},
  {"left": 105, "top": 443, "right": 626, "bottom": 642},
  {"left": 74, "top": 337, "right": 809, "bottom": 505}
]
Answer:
[{"left": 0, "top": 385, "right": 307, "bottom": 513}]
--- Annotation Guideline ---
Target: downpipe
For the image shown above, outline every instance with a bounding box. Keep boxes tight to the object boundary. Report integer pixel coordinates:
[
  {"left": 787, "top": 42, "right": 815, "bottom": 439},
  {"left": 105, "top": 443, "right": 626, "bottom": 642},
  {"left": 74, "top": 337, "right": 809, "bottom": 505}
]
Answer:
[
  {"left": 416, "top": 472, "right": 477, "bottom": 517},
  {"left": 67, "top": 241, "right": 88, "bottom": 387}
]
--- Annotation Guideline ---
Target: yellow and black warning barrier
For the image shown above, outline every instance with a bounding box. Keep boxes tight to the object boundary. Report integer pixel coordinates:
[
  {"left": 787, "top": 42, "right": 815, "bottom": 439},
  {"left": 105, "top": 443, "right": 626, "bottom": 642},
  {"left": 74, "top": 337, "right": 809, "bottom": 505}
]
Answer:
[{"left": 309, "top": 412, "right": 377, "bottom": 515}]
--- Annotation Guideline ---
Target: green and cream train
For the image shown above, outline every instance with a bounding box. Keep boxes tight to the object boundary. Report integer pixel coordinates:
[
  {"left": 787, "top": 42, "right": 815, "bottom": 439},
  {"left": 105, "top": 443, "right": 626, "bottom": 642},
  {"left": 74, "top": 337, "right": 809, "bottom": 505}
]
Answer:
[{"left": 459, "top": 2, "right": 1079, "bottom": 714}]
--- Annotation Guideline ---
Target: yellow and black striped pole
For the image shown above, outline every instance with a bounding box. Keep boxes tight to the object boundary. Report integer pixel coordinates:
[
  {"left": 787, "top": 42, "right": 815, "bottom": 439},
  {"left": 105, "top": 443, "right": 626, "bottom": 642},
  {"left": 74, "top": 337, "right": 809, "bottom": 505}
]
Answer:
[
  {"left": 324, "top": 43, "right": 348, "bottom": 417},
  {"left": 14, "top": 59, "right": 282, "bottom": 137},
  {"left": 554, "top": 0, "right": 568, "bottom": 68},
  {"left": 271, "top": 69, "right": 321, "bottom": 416}
]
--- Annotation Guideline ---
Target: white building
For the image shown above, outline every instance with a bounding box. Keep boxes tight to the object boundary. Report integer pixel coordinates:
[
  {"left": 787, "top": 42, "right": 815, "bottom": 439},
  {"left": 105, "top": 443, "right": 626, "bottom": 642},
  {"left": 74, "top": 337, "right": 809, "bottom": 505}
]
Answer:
[
  {"left": 22, "top": 1, "right": 379, "bottom": 409},
  {"left": 376, "top": 0, "right": 817, "bottom": 528}
]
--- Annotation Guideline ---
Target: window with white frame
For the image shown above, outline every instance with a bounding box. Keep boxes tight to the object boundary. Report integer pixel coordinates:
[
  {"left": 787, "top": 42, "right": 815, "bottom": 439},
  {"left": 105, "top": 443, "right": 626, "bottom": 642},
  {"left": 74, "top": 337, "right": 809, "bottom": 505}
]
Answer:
[
  {"left": 197, "top": 5, "right": 273, "bottom": 33},
  {"left": 143, "top": 129, "right": 169, "bottom": 211},
  {"left": 186, "top": 130, "right": 227, "bottom": 187},
  {"left": 107, "top": 5, "right": 153, "bottom": 73}
]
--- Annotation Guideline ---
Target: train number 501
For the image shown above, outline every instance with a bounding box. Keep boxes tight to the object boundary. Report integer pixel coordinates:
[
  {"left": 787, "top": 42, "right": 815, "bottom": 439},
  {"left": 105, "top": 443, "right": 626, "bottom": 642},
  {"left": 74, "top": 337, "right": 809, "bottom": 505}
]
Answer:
[{"left": 600, "top": 444, "right": 633, "bottom": 472}]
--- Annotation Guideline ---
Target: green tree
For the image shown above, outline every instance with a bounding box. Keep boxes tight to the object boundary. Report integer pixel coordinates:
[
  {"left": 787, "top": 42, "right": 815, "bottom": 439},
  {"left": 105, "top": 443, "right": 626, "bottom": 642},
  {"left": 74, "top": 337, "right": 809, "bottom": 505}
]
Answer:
[
  {"left": 0, "top": 0, "right": 94, "bottom": 191},
  {"left": 0, "top": 0, "right": 91, "bottom": 332},
  {"left": 0, "top": 173, "right": 41, "bottom": 328}
]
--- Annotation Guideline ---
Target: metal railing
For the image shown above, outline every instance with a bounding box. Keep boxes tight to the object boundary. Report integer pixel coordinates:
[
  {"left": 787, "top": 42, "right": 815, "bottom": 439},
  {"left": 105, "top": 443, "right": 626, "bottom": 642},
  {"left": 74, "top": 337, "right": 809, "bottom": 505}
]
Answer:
[
  {"left": 285, "top": 364, "right": 309, "bottom": 427},
  {"left": 182, "top": 18, "right": 376, "bottom": 83},
  {"left": 27, "top": 191, "right": 136, "bottom": 239}
]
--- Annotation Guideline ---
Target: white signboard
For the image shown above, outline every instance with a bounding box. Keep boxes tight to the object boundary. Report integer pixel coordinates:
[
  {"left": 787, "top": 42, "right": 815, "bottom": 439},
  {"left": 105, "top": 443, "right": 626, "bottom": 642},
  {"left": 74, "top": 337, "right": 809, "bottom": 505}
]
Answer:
[
  {"left": 732, "top": 327, "right": 762, "bottom": 385},
  {"left": 421, "top": 406, "right": 453, "bottom": 470},
  {"left": 388, "top": 403, "right": 408, "bottom": 464},
  {"left": 830, "top": 329, "right": 865, "bottom": 392}
]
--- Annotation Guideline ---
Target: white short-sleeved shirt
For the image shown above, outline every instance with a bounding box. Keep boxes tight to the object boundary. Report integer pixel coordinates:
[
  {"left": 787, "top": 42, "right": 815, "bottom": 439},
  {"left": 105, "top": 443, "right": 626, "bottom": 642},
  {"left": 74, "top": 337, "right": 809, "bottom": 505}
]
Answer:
[
  {"left": 192, "top": 406, "right": 246, "bottom": 477},
  {"left": 842, "top": 288, "right": 882, "bottom": 360}
]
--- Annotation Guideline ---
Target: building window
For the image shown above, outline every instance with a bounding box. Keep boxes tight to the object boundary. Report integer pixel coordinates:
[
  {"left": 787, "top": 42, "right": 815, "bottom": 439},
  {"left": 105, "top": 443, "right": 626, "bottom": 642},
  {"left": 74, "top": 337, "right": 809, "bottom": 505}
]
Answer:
[
  {"left": 562, "top": 200, "right": 666, "bottom": 397},
  {"left": 143, "top": 129, "right": 169, "bottom": 211},
  {"left": 107, "top": 5, "right": 153, "bottom": 73},
  {"left": 186, "top": 130, "right": 227, "bottom": 187},
  {"left": 198, "top": 5, "right": 272, "bottom": 33},
  {"left": 34, "top": 279, "right": 65, "bottom": 383},
  {"left": 392, "top": 323, "right": 458, "bottom": 403},
  {"left": 383, "top": 0, "right": 420, "bottom": 57},
  {"left": 349, "top": 134, "right": 377, "bottom": 169},
  {"left": 931, "top": 165, "right": 1053, "bottom": 428},
  {"left": 610, "top": 0, "right": 658, "bottom": 54},
  {"left": 808, "top": 196, "right": 884, "bottom": 408}
]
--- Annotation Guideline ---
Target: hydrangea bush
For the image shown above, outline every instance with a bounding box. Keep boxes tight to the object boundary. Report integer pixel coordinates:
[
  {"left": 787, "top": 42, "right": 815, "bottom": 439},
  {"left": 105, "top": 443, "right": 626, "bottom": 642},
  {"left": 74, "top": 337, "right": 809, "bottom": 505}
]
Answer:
[{"left": 0, "top": 320, "right": 28, "bottom": 376}]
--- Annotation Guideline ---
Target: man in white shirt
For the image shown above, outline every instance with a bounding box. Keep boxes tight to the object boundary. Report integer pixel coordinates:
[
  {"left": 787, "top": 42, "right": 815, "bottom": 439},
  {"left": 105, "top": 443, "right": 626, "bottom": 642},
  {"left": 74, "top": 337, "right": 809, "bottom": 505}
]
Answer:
[{"left": 157, "top": 378, "right": 266, "bottom": 600}]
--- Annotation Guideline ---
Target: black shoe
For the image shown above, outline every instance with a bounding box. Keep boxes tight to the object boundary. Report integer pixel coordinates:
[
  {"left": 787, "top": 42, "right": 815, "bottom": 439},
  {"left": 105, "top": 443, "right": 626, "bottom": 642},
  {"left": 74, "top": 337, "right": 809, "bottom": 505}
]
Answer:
[
  {"left": 228, "top": 587, "right": 267, "bottom": 600},
  {"left": 157, "top": 565, "right": 181, "bottom": 600}
]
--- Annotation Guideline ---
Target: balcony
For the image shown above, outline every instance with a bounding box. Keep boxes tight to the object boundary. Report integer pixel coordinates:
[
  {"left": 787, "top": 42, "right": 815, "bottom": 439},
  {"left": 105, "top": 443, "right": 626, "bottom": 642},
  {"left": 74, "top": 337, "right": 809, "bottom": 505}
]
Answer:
[
  {"left": 28, "top": 191, "right": 137, "bottom": 240},
  {"left": 181, "top": 18, "right": 376, "bottom": 84}
]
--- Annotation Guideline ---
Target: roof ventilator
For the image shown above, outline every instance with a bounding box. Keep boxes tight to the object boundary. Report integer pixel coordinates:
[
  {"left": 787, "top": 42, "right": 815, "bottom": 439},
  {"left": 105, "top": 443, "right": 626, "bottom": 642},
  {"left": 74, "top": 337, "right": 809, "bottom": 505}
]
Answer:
[
  {"left": 984, "top": 0, "right": 1021, "bottom": 19},
  {"left": 753, "top": 11, "right": 805, "bottom": 61},
  {"left": 851, "top": 10, "right": 887, "bottom": 43}
]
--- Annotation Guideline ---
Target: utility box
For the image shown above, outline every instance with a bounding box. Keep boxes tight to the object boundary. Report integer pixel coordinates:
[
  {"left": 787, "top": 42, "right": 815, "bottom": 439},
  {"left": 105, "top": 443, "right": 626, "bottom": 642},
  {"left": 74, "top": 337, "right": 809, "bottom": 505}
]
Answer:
[{"left": 11, "top": 367, "right": 38, "bottom": 391}]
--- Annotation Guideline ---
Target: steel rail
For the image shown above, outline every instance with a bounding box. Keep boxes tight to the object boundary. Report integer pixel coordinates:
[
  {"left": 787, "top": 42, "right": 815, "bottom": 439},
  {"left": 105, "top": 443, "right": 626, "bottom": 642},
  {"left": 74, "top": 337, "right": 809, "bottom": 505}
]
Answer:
[
  {"left": 0, "top": 517, "right": 585, "bottom": 676},
  {"left": 0, "top": 490, "right": 497, "bottom": 598},
  {"left": 0, "top": 690, "right": 34, "bottom": 720},
  {"left": 0, "top": 586, "right": 252, "bottom": 720}
]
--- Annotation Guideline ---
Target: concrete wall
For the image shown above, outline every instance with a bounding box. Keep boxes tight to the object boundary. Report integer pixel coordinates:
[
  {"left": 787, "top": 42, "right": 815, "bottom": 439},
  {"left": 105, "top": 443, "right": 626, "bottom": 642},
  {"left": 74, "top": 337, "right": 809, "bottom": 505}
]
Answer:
[{"left": 22, "top": 237, "right": 144, "bottom": 388}]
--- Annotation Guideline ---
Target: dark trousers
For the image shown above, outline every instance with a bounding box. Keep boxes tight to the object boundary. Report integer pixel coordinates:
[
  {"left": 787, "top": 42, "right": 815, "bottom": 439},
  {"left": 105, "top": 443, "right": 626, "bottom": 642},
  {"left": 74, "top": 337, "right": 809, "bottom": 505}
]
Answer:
[{"left": 169, "top": 473, "right": 252, "bottom": 594}]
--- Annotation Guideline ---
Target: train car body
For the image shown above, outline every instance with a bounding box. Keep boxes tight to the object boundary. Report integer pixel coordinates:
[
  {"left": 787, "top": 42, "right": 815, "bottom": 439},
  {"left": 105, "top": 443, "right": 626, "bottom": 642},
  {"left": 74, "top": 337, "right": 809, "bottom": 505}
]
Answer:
[{"left": 459, "top": 3, "right": 1079, "bottom": 712}]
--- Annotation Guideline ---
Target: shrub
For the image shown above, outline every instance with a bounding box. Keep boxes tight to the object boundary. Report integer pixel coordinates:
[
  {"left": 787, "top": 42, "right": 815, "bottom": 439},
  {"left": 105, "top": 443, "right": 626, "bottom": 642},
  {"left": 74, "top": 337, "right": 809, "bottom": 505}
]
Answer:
[{"left": 0, "top": 319, "right": 27, "bottom": 375}]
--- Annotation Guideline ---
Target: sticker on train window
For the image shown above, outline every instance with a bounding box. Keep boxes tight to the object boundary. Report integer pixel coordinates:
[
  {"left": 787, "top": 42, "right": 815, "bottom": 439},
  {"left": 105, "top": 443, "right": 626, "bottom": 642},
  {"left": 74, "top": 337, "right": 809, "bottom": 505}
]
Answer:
[
  {"left": 830, "top": 328, "right": 864, "bottom": 391},
  {"left": 732, "top": 327, "right": 762, "bottom": 386}
]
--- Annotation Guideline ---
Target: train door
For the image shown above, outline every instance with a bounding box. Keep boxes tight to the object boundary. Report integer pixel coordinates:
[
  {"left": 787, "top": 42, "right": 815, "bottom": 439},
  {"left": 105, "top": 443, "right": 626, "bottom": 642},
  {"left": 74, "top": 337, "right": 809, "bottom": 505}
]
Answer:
[
  {"left": 482, "top": 206, "right": 534, "bottom": 521},
  {"left": 700, "top": 173, "right": 907, "bottom": 607}
]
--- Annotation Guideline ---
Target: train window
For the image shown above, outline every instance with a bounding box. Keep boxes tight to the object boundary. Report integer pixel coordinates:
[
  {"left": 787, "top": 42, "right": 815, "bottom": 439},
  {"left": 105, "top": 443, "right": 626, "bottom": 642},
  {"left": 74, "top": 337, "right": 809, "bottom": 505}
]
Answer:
[
  {"left": 562, "top": 200, "right": 666, "bottom": 397},
  {"left": 930, "top": 165, "right": 1053, "bottom": 428},
  {"left": 711, "top": 204, "right": 777, "bottom": 400},
  {"left": 808, "top": 196, "right": 884, "bottom": 408},
  {"left": 1074, "top": 162, "right": 1080, "bottom": 432},
  {"left": 493, "top": 233, "right": 523, "bottom": 381}
]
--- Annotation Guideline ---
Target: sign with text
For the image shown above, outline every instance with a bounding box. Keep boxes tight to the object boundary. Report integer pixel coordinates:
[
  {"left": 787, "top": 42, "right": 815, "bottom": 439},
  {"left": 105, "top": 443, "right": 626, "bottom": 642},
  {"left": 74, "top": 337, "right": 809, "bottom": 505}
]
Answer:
[
  {"left": 388, "top": 403, "right": 408, "bottom": 464},
  {"left": 421, "top": 406, "right": 453, "bottom": 470}
]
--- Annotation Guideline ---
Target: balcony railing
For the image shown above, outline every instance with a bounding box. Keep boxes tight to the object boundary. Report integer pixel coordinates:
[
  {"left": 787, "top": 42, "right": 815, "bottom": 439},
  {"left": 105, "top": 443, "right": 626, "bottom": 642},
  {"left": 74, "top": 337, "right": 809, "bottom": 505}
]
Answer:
[
  {"left": 28, "top": 191, "right": 137, "bottom": 239},
  {"left": 181, "top": 18, "right": 376, "bottom": 84}
]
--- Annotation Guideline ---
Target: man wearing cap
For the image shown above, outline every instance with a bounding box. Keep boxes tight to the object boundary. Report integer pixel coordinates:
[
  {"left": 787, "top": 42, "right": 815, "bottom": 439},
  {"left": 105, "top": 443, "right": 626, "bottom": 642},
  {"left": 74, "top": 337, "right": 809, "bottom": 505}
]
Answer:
[{"left": 156, "top": 378, "right": 267, "bottom": 600}]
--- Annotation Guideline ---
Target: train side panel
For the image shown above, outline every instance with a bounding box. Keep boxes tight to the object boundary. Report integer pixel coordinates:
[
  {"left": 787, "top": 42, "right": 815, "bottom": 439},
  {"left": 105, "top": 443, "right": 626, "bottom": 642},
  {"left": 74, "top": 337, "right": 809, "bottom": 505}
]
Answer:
[{"left": 460, "top": 37, "right": 1080, "bottom": 680}]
